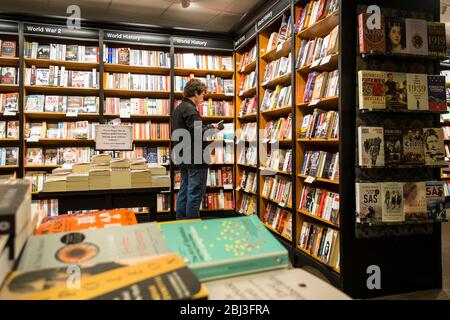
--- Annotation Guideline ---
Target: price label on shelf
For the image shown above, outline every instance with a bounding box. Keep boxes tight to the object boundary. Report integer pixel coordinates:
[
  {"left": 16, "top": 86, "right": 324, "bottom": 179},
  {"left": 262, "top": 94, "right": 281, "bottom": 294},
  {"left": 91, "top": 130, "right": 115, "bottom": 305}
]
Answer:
[
  {"left": 305, "top": 176, "right": 316, "bottom": 184},
  {"left": 66, "top": 108, "right": 78, "bottom": 117},
  {"left": 3, "top": 110, "right": 16, "bottom": 116},
  {"left": 308, "top": 99, "right": 320, "bottom": 106},
  {"left": 276, "top": 42, "right": 283, "bottom": 52},
  {"left": 223, "top": 184, "right": 233, "bottom": 190},
  {"left": 26, "top": 136, "right": 39, "bottom": 142},
  {"left": 311, "top": 59, "right": 321, "bottom": 68},
  {"left": 120, "top": 109, "right": 131, "bottom": 119},
  {"left": 279, "top": 201, "right": 286, "bottom": 208},
  {"left": 321, "top": 55, "right": 332, "bottom": 65}
]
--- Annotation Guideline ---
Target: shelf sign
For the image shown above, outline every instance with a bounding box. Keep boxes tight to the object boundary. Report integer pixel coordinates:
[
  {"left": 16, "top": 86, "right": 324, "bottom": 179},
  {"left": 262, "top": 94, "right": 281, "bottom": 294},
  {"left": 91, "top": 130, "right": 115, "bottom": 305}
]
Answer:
[
  {"left": 305, "top": 176, "right": 316, "bottom": 184},
  {"left": 173, "top": 37, "right": 233, "bottom": 50},
  {"left": 321, "top": 55, "right": 332, "bottom": 65},
  {"left": 256, "top": 0, "right": 290, "bottom": 31},
  {"left": 24, "top": 23, "right": 98, "bottom": 39},
  {"left": 0, "top": 21, "right": 18, "bottom": 33},
  {"left": 104, "top": 30, "right": 170, "bottom": 45},
  {"left": 95, "top": 125, "right": 133, "bottom": 151},
  {"left": 26, "top": 136, "right": 39, "bottom": 142},
  {"left": 66, "top": 107, "right": 78, "bottom": 117},
  {"left": 223, "top": 184, "right": 233, "bottom": 190},
  {"left": 3, "top": 110, "right": 16, "bottom": 116},
  {"left": 234, "top": 25, "right": 257, "bottom": 49},
  {"left": 309, "top": 99, "right": 320, "bottom": 106}
]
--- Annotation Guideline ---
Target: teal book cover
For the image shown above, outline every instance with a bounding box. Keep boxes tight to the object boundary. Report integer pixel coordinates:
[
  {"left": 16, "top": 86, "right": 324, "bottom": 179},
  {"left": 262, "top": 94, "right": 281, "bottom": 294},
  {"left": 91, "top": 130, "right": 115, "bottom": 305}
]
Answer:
[{"left": 159, "top": 216, "right": 288, "bottom": 281}]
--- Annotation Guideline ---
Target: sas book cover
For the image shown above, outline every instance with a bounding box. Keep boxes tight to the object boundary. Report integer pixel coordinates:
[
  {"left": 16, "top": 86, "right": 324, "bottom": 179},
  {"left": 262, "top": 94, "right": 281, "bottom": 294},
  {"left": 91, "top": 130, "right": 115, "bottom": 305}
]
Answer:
[
  {"left": 402, "top": 128, "right": 425, "bottom": 164},
  {"left": 34, "top": 209, "right": 138, "bottom": 235},
  {"left": 358, "top": 13, "right": 385, "bottom": 54},
  {"left": 403, "top": 181, "right": 427, "bottom": 220},
  {"left": 159, "top": 215, "right": 289, "bottom": 281},
  {"left": 406, "top": 73, "right": 428, "bottom": 110},
  {"left": 405, "top": 18, "right": 429, "bottom": 56},
  {"left": 355, "top": 182, "right": 382, "bottom": 223},
  {"left": 423, "top": 128, "right": 445, "bottom": 165},
  {"left": 17, "top": 222, "right": 170, "bottom": 272},
  {"left": 384, "top": 128, "right": 403, "bottom": 165},
  {"left": 428, "top": 75, "right": 446, "bottom": 111},
  {"left": 385, "top": 72, "right": 407, "bottom": 110},
  {"left": 358, "top": 126, "right": 385, "bottom": 167},
  {"left": 0, "top": 254, "right": 208, "bottom": 300},
  {"left": 381, "top": 182, "right": 404, "bottom": 222},
  {"left": 425, "top": 181, "right": 446, "bottom": 220},
  {"left": 358, "top": 70, "right": 385, "bottom": 109}
]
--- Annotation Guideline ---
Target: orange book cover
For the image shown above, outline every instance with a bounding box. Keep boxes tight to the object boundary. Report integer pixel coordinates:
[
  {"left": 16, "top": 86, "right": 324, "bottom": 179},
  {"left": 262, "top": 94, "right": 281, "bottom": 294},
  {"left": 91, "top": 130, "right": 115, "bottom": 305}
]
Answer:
[{"left": 35, "top": 209, "right": 137, "bottom": 235}]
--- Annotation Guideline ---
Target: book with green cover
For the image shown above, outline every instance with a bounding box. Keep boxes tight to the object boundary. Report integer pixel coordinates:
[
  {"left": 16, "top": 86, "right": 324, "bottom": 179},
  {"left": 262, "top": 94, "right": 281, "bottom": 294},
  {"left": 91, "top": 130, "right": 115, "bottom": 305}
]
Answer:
[
  {"left": 17, "top": 222, "right": 170, "bottom": 272},
  {"left": 159, "top": 215, "right": 289, "bottom": 281}
]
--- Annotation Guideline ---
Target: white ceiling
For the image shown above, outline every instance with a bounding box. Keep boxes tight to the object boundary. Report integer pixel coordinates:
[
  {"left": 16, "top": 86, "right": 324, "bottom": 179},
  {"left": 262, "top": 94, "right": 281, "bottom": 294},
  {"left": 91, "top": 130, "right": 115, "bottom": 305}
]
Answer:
[{"left": 0, "top": 0, "right": 262, "bottom": 32}]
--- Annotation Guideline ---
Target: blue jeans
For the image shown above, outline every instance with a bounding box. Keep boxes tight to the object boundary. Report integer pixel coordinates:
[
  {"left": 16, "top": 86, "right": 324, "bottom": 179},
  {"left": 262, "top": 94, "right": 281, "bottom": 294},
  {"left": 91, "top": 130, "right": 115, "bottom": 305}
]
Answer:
[{"left": 176, "top": 167, "right": 208, "bottom": 220}]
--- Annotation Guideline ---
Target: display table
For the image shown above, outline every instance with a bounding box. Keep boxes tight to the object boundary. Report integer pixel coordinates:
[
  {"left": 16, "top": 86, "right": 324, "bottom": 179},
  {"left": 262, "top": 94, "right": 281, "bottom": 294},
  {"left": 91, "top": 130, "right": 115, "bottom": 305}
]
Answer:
[{"left": 37, "top": 187, "right": 171, "bottom": 222}]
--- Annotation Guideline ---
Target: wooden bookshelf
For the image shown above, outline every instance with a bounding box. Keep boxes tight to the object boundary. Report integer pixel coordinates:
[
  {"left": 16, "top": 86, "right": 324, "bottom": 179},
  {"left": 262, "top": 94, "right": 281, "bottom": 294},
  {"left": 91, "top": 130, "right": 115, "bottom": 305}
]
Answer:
[
  {"left": 261, "top": 105, "right": 292, "bottom": 118},
  {"left": 297, "top": 138, "right": 339, "bottom": 146},
  {"left": 25, "top": 112, "right": 100, "bottom": 120},
  {"left": 238, "top": 86, "right": 257, "bottom": 98},
  {"left": 174, "top": 68, "right": 233, "bottom": 78},
  {"left": 24, "top": 86, "right": 99, "bottom": 95},
  {"left": 0, "top": 138, "right": 19, "bottom": 143},
  {"left": 0, "top": 165, "right": 19, "bottom": 170},
  {"left": 237, "top": 163, "right": 257, "bottom": 169},
  {"left": 298, "top": 209, "right": 340, "bottom": 228},
  {"left": 0, "top": 84, "right": 19, "bottom": 93},
  {"left": 24, "top": 164, "right": 60, "bottom": 170},
  {"left": 297, "top": 174, "right": 339, "bottom": 185},
  {"left": 261, "top": 72, "right": 292, "bottom": 89},
  {"left": 239, "top": 60, "right": 256, "bottom": 74},
  {"left": 264, "top": 223, "right": 292, "bottom": 242},
  {"left": 173, "top": 91, "right": 233, "bottom": 100},
  {"left": 24, "top": 58, "right": 99, "bottom": 71},
  {"left": 0, "top": 56, "right": 20, "bottom": 67},
  {"left": 103, "top": 88, "right": 170, "bottom": 98},
  {"left": 25, "top": 139, "right": 96, "bottom": 146},
  {"left": 261, "top": 195, "right": 292, "bottom": 209},
  {"left": 260, "top": 38, "right": 292, "bottom": 63},
  {"left": 297, "top": 10, "right": 339, "bottom": 39},
  {"left": 104, "top": 64, "right": 170, "bottom": 75},
  {"left": 201, "top": 116, "right": 234, "bottom": 122},
  {"left": 103, "top": 114, "right": 170, "bottom": 120},
  {"left": 237, "top": 113, "right": 257, "bottom": 121},
  {"left": 296, "top": 246, "right": 340, "bottom": 274},
  {"left": 297, "top": 96, "right": 339, "bottom": 109}
]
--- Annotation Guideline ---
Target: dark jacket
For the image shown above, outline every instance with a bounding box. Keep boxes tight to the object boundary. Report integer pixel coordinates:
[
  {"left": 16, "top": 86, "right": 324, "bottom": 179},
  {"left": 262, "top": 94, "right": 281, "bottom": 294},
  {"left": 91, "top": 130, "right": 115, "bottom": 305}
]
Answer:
[{"left": 171, "top": 98, "right": 214, "bottom": 168}]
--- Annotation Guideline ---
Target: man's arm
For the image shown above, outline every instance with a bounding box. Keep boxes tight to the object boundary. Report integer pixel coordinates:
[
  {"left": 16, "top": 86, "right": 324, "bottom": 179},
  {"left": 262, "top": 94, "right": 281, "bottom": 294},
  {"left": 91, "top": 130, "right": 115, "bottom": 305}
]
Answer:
[{"left": 183, "top": 106, "right": 215, "bottom": 135}]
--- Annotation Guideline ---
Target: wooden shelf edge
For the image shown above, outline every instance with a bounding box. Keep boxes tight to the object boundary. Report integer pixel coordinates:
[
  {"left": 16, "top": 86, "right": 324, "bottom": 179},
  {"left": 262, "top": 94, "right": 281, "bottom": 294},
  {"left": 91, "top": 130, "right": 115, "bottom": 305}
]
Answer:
[
  {"left": 296, "top": 247, "right": 340, "bottom": 273},
  {"left": 297, "top": 174, "right": 339, "bottom": 185},
  {"left": 298, "top": 209, "right": 340, "bottom": 228}
]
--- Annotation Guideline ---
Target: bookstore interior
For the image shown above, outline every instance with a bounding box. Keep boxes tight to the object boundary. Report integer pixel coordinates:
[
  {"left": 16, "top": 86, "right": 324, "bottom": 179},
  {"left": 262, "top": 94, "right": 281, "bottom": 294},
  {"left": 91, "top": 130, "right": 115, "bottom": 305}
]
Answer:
[{"left": 0, "top": 0, "right": 450, "bottom": 303}]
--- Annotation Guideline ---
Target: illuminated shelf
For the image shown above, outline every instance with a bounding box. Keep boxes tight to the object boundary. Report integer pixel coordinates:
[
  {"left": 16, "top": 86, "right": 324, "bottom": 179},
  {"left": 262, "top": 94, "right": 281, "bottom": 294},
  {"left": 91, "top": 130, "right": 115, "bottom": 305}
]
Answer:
[
  {"left": 297, "top": 11, "right": 339, "bottom": 39},
  {"left": 104, "top": 64, "right": 170, "bottom": 74},
  {"left": 297, "top": 174, "right": 339, "bottom": 185},
  {"left": 298, "top": 209, "right": 339, "bottom": 228},
  {"left": 25, "top": 112, "right": 100, "bottom": 120},
  {"left": 24, "top": 58, "right": 99, "bottom": 70},
  {"left": 174, "top": 68, "right": 234, "bottom": 78}
]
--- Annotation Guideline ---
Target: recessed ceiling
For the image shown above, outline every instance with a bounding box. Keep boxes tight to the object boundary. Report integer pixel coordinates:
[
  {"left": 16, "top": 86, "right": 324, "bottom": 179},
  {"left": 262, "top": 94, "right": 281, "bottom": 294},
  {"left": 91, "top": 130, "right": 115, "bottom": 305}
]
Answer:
[{"left": 0, "top": 0, "right": 263, "bottom": 32}]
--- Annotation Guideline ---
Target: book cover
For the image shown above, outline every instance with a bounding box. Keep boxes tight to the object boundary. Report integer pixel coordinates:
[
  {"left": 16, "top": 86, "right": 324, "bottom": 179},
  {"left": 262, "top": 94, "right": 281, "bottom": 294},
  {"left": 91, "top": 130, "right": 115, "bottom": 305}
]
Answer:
[
  {"left": 44, "top": 95, "right": 59, "bottom": 112},
  {"left": 427, "top": 75, "right": 446, "bottom": 111},
  {"left": 385, "top": 72, "right": 407, "bottom": 109},
  {"left": 118, "top": 48, "right": 130, "bottom": 65},
  {"left": 65, "top": 45, "right": 78, "bottom": 61},
  {"left": 75, "top": 121, "right": 89, "bottom": 139},
  {"left": 403, "top": 181, "right": 427, "bottom": 220},
  {"left": 5, "top": 147, "right": 19, "bottom": 165},
  {"left": 358, "top": 70, "right": 385, "bottom": 109},
  {"left": 406, "top": 73, "right": 428, "bottom": 110},
  {"left": 427, "top": 22, "right": 447, "bottom": 58},
  {"left": 381, "top": 182, "right": 404, "bottom": 222},
  {"left": 385, "top": 17, "right": 406, "bottom": 54},
  {"left": 423, "top": 128, "right": 445, "bottom": 165},
  {"left": 402, "top": 128, "right": 425, "bottom": 164},
  {"left": 355, "top": 182, "right": 382, "bottom": 223},
  {"left": 84, "top": 46, "right": 98, "bottom": 62},
  {"left": 2, "top": 93, "right": 18, "bottom": 112},
  {"left": 17, "top": 222, "right": 170, "bottom": 272},
  {"left": 405, "top": 18, "right": 428, "bottom": 56},
  {"left": 384, "top": 128, "right": 403, "bottom": 165},
  {"left": 358, "top": 126, "right": 385, "bottom": 167},
  {"left": 1, "top": 41, "right": 16, "bottom": 57},
  {"left": 37, "top": 44, "right": 50, "bottom": 59},
  {"left": 44, "top": 148, "right": 58, "bottom": 165},
  {"left": 358, "top": 13, "right": 385, "bottom": 54},
  {"left": 0, "top": 254, "right": 207, "bottom": 300},
  {"left": 6, "top": 121, "right": 18, "bottom": 139},
  {"left": 36, "top": 68, "right": 49, "bottom": 86},
  {"left": 26, "top": 148, "right": 43, "bottom": 165},
  {"left": 26, "top": 95, "right": 44, "bottom": 112},
  {"left": 159, "top": 215, "right": 288, "bottom": 281},
  {"left": 83, "top": 97, "right": 98, "bottom": 113},
  {"left": 1, "top": 67, "right": 16, "bottom": 84},
  {"left": 425, "top": 181, "right": 446, "bottom": 220}
]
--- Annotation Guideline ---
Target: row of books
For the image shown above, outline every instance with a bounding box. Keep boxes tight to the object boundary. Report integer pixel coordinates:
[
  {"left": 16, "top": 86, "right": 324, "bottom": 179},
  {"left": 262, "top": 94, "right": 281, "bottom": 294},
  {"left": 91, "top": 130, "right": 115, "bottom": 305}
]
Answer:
[
  {"left": 174, "top": 75, "right": 233, "bottom": 95},
  {"left": 209, "top": 123, "right": 234, "bottom": 142},
  {"left": 262, "top": 53, "right": 292, "bottom": 84},
  {"left": 300, "top": 150, "right": 339, "bottom": 180},
  {"left": 261, "top": 85, "right": 292, "bottom": 111},
  {"left": 0, "top": 121, "right": 18, "bottom": 138},
  {"left": 104, "top": 98, "right": 170, "bottom": 116},
  {"left": 0, "top": 147, "right": 18, "bottom": 165},
  {"left": 238, "top": 96, "right": 257, "bottom": 116},
  {"left": 25, "top": 67, "right": 98, "bottom": 88},
  {"left": 103, "top": 46, "right": 169, "bottom": 67},
  {"left": 0, "top": 40, "right": 16, "bottom": 57},
  {"left": 200, "top": 191, "right": 234, "bottom": 210},
  {"left": 131, "top": 122, "right": 170, "bottom": 140},
  {"left": 25, "top": 121, "right": 96, "bottom": 140},
  {"left": 24, "top": 42, "right": 98, "bottom": 62},
  {"left": 25, "top": 147, "right": 96, "bottom": 165},
  {"left": 237, "top": 194, "right": 257, "bottom": 216},
  {"left": 210, "top": 144, "right": 234, "bottom": 164},
  {"left": 197, "top": 99, "right": 234, "bottom": 117},
  {"left": 262, "top": 175, "right": 292, "bottom": 208},
  {"left": 295, "top": 25, "right": 339, "bottom": 69},
  {"left": 297, "top": 0, "right": 339, "bottom": 34},
  {"left": 262, "top": 113, "right": 292, "bottom": 141},
  {"left": 238, "top": 146, "right": 257, "bottom": 167},
  {"left": 358, "top": 127, "right": 444, "bottom": 167},
  {"left": 111, "top": 147, "right": 170, "bottom": 165},
  {"left": 300, "top": 109, "right": 339, "bottom": 139},
  {"left": 263, "top": 203, "right": 292, "bottom": 240},
  {"left": 358, "top": 71, "right": 446, "bottom": 111},
  {"left": 31, "top": 199, "right": 59, "bottom": 217},
  {"left": 157, "top": 194, "right": 171, "bottom": 212},
  {"left": 265, "top": 13, "right": 293, "bottom": 53},
  {"left": 105, "top": 73, "right": 169, "bottom": 91},
  {"left": 238, "top": 45, "right": 257, "bottom": 71},
  {"left": 303, "top": 70, "right": 339, "bottom": 103},
  {"left": 0, "top": 93, "right": 18, "bottom": 113},
  {"left": 26, "top": 95, "right": 99, "bottom": 113},
  {"left": 238, "top": 122, "right": 257, "bottom": 142},
  {"left": 238, "top": 71, "right": 257, "bottom": 94},
  {"left": 444, "top": 180, "right": 450, "bottom": 197},
  {"left": 356, "top": 181, "right": 446, "bottom": 223},
  {"left": 299, "top": 186, "right": 339, "bottom": 225},
  {"left": 238, "top": 170, "right": 257, "bottom": 194},
  {"left": 298, "top": 221, "right": 340, "bottom": 269},
  {"left": 358, "top": 14, "right": 446, "bottom": 57},
  {"left": 0, "top": 67, "right": 16, "bottom": 84},
  {"left": 175, "top": 167, "right": 233, "bottom": 189},
  {"left": 173, "top": 53, "right": 233, "bottom": 71},
  {"left": 262, "top": 148, "right": 293, "bottom": 173}
]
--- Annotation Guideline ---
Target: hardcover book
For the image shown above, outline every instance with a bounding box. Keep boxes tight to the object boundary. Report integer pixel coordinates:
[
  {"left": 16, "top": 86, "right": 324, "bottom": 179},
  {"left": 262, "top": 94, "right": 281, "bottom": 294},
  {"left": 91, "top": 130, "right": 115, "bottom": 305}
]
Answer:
[
  {"left": 355, "top": 182, "right": 382, "bottom": 223},
  {"left": 44, "top": 95, "right": 59, "bottom": 112},
  {"left": 65, "top": 45, "right": 78, "bottom": 61},
  {"left": 1, "top": 41, "right": 16, "bottom": 57},
  {"left": 36, "top": 68, "right": 49, "bottom": 86},
  {"left": 2, "top": 93, "right": 18, "bottom": 112},
  {"left": 358, "top": 13, "right": 385, "bottom": 54},
  {"left": 427, "top": 22, "right": 447, "bottom": 58},
  {"left": 402, "top": 128, "right": 425, "bottom": 164},
  {"left": 385, "top": 17, "right": 406, "bottom": 54},
  {"left": 385, "top": 72, "right": 407, "bottom": 109},
  {"left": 1, "top": 67, "right": 16, "bottom": 84},
  {"left": 358, "top": 70, "right": 386, "bottom": 109},
  {"left": 423, "top": 128, "right": 445, "bottom": 165},
  {"left": 26, "top": 95, "right": 45, "bottom": 112},
  {"left": 381, "top": 182, "right": 404, "bottom": 222},
  {"left": 406, "top": 73, "right": 428, "bottom": 110},
  {"left": 358, "top": 126, "right": 385, "bottom": 167},
  {"left": 159, "top": 215, "right": 289, "bottom": 281},
  {"left": 37, "top": 44, "right": 50, "bottom": 59},
  {"left": 17, "top": 222, "right": 170, "bottom": 272},
  {"left": 427, "top": 75, "right": 446, "bottom": 111},
  {"left": 384, "top": 128, "right": 403, "bottom": 165},
  {"left": 425, "top": 181, "right": 446, "bottom": 220},
  {"left": 403, "top": 181, "right": 427, "bottom": 220},
  {"left": 405, "top": 18, "right": 428, "bottom": 56}
]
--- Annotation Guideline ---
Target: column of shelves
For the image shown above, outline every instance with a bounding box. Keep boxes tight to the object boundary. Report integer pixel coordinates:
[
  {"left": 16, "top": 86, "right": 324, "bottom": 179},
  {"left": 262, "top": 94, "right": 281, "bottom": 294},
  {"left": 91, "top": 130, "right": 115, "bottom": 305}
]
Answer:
[
  {"left": 440, "top": 62, "right": 450, "bottom": 200},
  {"left": 294, "top": 0, "right": 341, "bottom": 274},
  {"left": 172, "top": 48, "right": 235, "bottom": 214},
  {"left": 0, "top": 29, "right": 20, "bottom": 177},
  {"left": 257, "top": 9, "right": 294, "bottom": 244}
]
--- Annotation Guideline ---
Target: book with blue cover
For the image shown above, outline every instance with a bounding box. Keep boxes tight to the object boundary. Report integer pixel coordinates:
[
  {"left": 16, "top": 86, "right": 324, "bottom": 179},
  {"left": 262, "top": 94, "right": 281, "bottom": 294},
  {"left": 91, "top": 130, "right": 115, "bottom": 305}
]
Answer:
[{"left": 159, "top": 216, "right": 288, "bottom": 281}]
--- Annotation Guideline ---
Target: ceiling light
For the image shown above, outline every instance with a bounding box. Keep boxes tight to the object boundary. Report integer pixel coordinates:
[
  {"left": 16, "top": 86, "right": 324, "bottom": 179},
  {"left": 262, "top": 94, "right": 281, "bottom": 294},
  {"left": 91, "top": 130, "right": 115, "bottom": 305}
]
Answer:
[{"left": 181, "top": 0, "right": 190, "bottom": 8}]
